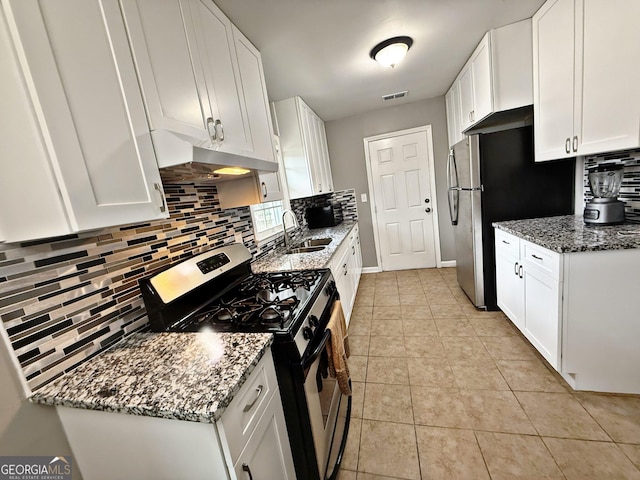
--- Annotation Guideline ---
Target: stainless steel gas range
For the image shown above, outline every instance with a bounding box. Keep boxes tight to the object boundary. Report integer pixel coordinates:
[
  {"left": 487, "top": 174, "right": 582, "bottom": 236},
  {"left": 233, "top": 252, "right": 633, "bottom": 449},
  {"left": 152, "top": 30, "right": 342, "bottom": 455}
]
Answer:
[{"left": 139, "top": 244, "right": 351, "bottom": 480}]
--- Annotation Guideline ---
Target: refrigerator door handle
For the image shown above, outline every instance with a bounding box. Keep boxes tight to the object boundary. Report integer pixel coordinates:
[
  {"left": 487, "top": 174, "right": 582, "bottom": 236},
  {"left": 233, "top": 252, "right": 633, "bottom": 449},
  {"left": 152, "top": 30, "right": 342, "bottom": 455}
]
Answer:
[{"left": 447, "top": 148, "right": 459, "bottom": 225}]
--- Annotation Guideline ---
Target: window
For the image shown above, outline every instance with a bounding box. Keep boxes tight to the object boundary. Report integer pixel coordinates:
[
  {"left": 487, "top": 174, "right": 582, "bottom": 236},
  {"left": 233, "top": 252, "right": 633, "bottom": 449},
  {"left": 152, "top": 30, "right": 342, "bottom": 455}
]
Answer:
[{"left": 251, "top": 199, "right": 290, "bottom": 242}]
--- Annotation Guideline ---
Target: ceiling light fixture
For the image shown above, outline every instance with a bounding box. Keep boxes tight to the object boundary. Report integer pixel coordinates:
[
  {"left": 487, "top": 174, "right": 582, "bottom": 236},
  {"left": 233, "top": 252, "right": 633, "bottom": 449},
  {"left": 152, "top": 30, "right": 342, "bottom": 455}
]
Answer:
[{"left": 370, "top": 36, "right": 413, "bottom": 68}]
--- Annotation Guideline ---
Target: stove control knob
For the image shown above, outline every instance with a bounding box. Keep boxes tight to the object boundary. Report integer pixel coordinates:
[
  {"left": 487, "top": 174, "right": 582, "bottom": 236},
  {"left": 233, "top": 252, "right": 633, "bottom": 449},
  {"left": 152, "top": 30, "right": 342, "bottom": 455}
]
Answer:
[
  {"left": 325, "top": 281, "right": 337, "bottom": 296},
  {"left": 309, "top": 315, "right": 319, "bottom": 327},
  {"left": 302, "top": 326, "right": 314, "bottom": 340}
]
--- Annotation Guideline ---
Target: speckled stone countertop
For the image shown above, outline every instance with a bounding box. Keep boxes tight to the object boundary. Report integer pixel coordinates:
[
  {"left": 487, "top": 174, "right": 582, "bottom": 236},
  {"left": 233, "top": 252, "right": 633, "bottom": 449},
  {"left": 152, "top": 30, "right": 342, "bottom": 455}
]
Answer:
[
  {"left": 30, "top": 332, "right": 273, "bottom": 423},
  {"left": 252, "top": 222, "right": 357, "bottom": 273},
  {"left": 493, "top": 215, "right": 640, "bottom": 253}
]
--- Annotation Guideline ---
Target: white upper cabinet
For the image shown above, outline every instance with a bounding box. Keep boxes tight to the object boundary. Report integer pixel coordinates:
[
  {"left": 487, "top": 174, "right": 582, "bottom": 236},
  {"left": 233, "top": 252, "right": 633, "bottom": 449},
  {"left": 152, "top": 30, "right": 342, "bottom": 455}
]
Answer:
[
  {"left": 533, "top": 0, "right": 640, "bottom": 161},
  {"left": 0, "top": 0, "right": 167, "bottom": 243},
  {"left": 445, "top": 82, "right": 463, "bottom": 147},
  {"left": 121, "top": 0, "right": 277, "bottom": 164},
  {"left": 274, "top": 96, "right": 334, "bottom": 199},
  {"left": 445, "top": 19, "right": 533, "bottom": 146},
  {"left": 232, "top": 25, "right": 276, "bottom": 164},
  {"left": 458, "top": 34, "right": 493, "bottom": 131}
]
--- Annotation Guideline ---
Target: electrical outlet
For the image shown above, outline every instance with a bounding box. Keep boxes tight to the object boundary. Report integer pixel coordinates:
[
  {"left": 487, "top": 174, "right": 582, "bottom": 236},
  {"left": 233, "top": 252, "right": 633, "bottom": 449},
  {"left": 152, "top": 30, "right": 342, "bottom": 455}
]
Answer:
[
  {"left": 360, "top": 193, "right": 368, "bottom": 203},
  {"left": 234, "top": 232, "right": 243, "bottom": 244}
]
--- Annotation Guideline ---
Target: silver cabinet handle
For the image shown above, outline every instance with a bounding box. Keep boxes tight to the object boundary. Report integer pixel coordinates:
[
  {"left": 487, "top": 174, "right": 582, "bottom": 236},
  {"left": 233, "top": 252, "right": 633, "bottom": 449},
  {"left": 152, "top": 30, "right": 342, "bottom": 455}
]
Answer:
[
  {"left": 154, "top": 183, "right": 166, "bottom": 213},
  {"left": 206, "top": 117, "right": 216, "bottom": 141},
  {"left": 572, "top": 135, "right": 578, "bottom": 152},
  {"left": 469, "top": 111, "right": 472, "bottom": 122},
  {"left": 261, "top": 182, "right": 267, "bottom": 199},
  {"left": 565, "top": 138, "right": 571, "bottom": 154},
  {"left": 531, "top": 254, "right": 543, "bottom": 261},
  {"left": 242, "top": 464, "right": 254, "bottom": 480},
  {"left": 352, "top": 245, "right": 355, "bottom": 255},
  {"left": 502, "top": 240, "right": 510, "bottom": 245},
  {"left": 343, "top": 263, "right": 347, "bottom": 275},
  {"left": 514, "top": 261, "right": 519, "bottom": 276},
  {"left": 214, "top": 119, "right": 224, "bottom": 141},
  {"left": 242, "top": 385, "right": 264, "bottom": 412},
  {"left": 519, "top": 265, "right": 523, "bottom": 279},
  {"left": 471, "top": 110, "right": 475, "bottom": 122}
]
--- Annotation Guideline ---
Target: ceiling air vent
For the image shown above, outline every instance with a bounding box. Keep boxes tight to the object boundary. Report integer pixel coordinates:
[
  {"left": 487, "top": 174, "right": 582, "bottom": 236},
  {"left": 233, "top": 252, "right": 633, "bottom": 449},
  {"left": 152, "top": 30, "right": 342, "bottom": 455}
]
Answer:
[{"left": 382, "top": 90, "right": 408, "bottom": 102}]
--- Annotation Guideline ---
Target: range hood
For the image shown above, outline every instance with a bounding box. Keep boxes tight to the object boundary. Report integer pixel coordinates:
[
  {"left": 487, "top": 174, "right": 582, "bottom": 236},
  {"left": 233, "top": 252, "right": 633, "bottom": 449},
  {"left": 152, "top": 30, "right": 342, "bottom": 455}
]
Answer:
[
  {"left": 463, "top": 105, "right": 533, "bottom": 135},
  {"left": 152, "top": 129, "right": 278, "bottom": 183}
]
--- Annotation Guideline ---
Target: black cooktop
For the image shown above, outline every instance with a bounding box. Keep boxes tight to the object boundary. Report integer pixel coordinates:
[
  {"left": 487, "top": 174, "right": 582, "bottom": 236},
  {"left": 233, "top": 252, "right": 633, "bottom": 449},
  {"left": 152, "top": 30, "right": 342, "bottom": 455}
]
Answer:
[{"left": 168, "top": 270, "right": 326, "bottom": 334}]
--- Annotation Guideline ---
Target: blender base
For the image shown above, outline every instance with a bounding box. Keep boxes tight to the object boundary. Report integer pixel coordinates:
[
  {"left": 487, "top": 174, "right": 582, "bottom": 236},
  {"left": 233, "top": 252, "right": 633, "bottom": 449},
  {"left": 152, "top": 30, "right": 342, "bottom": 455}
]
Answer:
[{"left": 584, "top": 200, "right": 625, "bottom": 225}]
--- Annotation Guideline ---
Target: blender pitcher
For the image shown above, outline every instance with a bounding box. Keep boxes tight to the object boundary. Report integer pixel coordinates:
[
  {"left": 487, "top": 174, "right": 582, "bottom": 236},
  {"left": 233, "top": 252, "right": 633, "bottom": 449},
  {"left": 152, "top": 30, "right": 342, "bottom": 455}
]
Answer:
[{"left": 584, "top": 163, "right": 625, "bottom": 225}]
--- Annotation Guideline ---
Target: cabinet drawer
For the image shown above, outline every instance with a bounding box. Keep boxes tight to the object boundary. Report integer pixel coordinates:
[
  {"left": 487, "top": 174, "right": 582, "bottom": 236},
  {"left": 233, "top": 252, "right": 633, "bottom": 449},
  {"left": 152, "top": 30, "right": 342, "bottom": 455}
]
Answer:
[
  {"left": 495, "top": 229, "right": 520, "bottom": 258},
  {"left": 220, "top": 351, "right": 277, "bottom": 463},
  {"left": 522, "top": 241, "right": 560, "bottom": 280}
]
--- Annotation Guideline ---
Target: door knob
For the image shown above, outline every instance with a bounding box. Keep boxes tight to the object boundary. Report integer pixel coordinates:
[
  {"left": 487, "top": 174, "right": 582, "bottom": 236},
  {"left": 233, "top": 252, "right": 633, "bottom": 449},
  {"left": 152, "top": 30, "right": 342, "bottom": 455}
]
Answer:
[
  {"left": 425, "top": 207, "right": 431, "bottom": 213},
  {"left": 424, "top": 198, "right": 430, "bottom": 203}
]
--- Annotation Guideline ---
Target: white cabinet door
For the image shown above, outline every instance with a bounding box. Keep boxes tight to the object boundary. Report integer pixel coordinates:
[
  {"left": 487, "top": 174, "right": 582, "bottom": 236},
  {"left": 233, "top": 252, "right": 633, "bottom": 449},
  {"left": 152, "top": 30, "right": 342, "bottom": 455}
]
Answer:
[
  {"left": 120, "top": 0, "right": 212, "bottom": 144},
  {"left": 470, "top": 33, "right": 492, "bottom": 124},
  {"left": 233, "top": 393, "right": 296, "bottom": 480},
  {"left": 575, "top": 0, "right": 640, "bottom": 156},
  {"left": 231, "top": 25, "right": 276, "bottom": 164},
  {"left": 189, "top": 0, "right": 249, "bottom": 155},
  {"left": 315, "top": 117, "right": 334, "bottom": 193},
  {"left": 274, "top": 96, "right": 333, "bottom": 199},
  {"left": 523, "top": 267, "right": 561, "bottom": 369},
  {"left": 1, "top": 0, "right": 167, "bottom": 242},
  {"left": 532, "top": 0, "right": 575, "bottom": 162},
  {"left": 257, "top": 136, "right": 284, "bottom": 203},
  {"left": 495, "top": 239, "right": 525, "bottom": 331},
  {"left": 533, "top": 0, "right": 640, "bottom": 161},
  {"left": 458, "top": 65, "right": 474, "bottom": 131},
  {"left": 445, "top": 83, "right": 463, "bottom": 147}
]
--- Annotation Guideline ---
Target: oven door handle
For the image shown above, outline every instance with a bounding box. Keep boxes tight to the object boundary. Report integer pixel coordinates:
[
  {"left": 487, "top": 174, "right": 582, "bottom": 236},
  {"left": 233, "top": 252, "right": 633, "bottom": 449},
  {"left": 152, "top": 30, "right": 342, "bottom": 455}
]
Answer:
[{"left": 302, "top": 329, "right": 331, "bottom": 371}]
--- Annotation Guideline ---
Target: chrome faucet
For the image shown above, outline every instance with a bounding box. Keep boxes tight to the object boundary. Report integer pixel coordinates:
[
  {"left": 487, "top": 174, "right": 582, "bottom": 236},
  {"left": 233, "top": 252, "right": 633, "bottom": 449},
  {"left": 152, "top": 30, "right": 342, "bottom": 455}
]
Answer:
[{"left": 282, "top": 210, "right": 299, "bottom": 251}]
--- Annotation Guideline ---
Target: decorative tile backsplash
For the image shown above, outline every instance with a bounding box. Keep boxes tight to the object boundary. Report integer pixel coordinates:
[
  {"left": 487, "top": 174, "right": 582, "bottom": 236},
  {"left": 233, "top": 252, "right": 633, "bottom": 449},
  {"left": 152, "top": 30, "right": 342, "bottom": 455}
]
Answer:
[
  {"left": 583, "top": 149, "right": 640, "bottom": 223},
  {"left": 290, "top": 188, "right": 357, "bottom": 227},
  {"left": 0, "top": 185, "right": 357, "bottom": 391}
]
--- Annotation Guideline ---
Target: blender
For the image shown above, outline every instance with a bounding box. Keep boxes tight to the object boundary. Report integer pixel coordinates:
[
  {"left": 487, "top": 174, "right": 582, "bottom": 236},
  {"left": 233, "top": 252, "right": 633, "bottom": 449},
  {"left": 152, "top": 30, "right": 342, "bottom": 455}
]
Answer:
[{"left": 583, "top": 163, "right": 625, "bottom": 225}]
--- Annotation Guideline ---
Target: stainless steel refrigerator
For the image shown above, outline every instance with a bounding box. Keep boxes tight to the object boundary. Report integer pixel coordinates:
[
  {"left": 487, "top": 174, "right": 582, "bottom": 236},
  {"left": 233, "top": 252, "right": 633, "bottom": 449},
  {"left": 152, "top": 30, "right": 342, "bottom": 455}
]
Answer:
[{"left": 447, "top": 126, "right": 575, "bottom": 310}]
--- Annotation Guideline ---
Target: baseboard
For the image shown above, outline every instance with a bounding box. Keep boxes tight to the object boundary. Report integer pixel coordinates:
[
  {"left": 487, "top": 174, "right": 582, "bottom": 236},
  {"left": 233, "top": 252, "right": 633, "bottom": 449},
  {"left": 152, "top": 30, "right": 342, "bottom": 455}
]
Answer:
[
  {"left": 361, "top": 266, "right": 381, "bottom": 274},
  {"left": 440, "top": 260, "right": 456, "bottom": 268}
]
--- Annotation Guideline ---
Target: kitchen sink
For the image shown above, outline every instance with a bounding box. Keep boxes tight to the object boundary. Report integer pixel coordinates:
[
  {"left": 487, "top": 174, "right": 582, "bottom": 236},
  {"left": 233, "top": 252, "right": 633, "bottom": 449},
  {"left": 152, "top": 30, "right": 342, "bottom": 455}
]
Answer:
[
  {"left": 286, "top": 246, "right": 326, "bottom": 254},
  {"left": 295, "top": 238, "right": 332, "bottom": 248}
]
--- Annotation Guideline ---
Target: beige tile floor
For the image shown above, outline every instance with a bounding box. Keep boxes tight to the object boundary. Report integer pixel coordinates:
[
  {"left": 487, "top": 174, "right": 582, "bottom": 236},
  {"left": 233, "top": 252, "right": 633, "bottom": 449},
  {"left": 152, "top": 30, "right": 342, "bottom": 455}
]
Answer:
[{"left": 339, "top": 268, "right": 640, "bottom": 480}]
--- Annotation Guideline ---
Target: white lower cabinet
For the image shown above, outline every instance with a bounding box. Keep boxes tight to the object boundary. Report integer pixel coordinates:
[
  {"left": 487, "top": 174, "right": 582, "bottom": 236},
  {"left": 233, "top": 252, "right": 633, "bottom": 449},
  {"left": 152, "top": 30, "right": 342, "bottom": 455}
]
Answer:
[
  {"left": 56, "top": 350, "right": 294, "bottom": 480},
  {"left": 495, "top": 230, "right": 525, "bottom": 331},
  {"left": 495, "top": 229, "right": 561, "bottom": 369},
  {"left": 329, "top": 224, "right": 362, "bottom": 326},
  {"left": 495, "top": 228, "right": 640, "bottom": 394}
]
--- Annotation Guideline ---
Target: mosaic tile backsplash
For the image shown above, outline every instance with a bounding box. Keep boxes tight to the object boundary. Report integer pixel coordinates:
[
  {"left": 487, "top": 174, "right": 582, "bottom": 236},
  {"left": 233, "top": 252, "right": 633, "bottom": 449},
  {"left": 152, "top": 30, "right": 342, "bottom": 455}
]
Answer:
[
  {"left": 0, "top": 185, "right": 356, "bottom": 391},
  {"left": 583, "top": 149, "right": 640, "bottom": 223}
]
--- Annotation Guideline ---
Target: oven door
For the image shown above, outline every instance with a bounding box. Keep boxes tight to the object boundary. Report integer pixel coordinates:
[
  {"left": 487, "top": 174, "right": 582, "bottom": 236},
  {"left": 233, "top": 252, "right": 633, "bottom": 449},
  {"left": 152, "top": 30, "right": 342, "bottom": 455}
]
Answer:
[{"left": 302, "top": 328, "right": 352, "bottom": 480}]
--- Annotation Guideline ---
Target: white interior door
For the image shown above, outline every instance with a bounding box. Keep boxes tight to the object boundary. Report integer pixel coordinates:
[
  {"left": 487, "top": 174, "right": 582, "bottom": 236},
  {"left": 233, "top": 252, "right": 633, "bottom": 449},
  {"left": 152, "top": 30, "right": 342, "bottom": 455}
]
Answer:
[{"left": 366, "top": 126, "right": 439, "bottom": 271}]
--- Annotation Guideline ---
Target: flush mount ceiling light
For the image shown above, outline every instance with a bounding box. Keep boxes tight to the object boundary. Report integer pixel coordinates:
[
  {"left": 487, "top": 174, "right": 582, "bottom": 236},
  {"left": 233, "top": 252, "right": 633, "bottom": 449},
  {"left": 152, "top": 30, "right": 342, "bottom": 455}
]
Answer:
[{"left": 370, "top": 36, "right": 413, "bottom": 68}]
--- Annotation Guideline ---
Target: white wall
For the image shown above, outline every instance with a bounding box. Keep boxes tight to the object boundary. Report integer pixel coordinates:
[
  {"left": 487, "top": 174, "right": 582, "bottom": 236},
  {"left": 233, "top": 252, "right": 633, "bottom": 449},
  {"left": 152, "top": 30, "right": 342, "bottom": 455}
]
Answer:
[{"left": 325, "top": 96, "right": 455, "bottom": 268}]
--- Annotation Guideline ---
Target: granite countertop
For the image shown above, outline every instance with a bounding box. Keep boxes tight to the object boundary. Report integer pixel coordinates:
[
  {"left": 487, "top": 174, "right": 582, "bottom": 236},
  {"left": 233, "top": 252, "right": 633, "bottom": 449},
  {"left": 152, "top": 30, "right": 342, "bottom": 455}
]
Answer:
[
  {"left": 31, "top": 332, "right": 273, "bottom": 423},
  {"left": 493, "top": 215, "right": 640, "bottom": 253},
  {"left": 252, "top": 222, "right": 357, "bottom": 273}
]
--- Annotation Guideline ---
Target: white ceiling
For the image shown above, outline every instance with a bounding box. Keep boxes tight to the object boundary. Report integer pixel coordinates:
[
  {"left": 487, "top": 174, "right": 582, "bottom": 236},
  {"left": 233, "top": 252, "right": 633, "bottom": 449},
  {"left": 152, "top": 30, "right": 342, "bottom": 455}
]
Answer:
[{"left": 215, "top": 0, "right": 546, "bottom": 122}]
